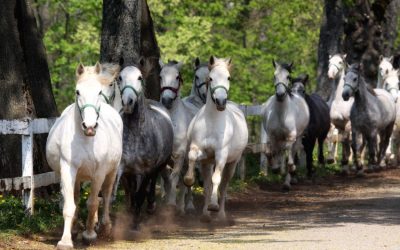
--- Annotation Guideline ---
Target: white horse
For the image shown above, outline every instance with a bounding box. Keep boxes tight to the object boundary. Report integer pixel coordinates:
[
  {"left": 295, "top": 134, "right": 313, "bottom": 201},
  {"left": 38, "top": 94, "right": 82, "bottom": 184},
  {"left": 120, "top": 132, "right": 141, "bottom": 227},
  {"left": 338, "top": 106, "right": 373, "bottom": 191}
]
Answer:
[
  {"left": 183, "top": 57, "right": 209, "bottom": 108},
  {"left": 159, "top": 59, "right": 198, "bottom": 214},
  {"left": 263, "top": 61, "right": 309, "bottom": 191},
  {"left": 184, "top": 56, "right": 248, "bottom": 221},
  {"left": 327, "top": 54, "right": 354, "bottom": 173},
  {"left": 380, "top": 68, "right": 400, "bottom": 165},
  {"left": 46, "top": 62, "right": 123, "bottom": 249},
  {"left": 377, "top": 56, "right": 394, "bottom": 89}
]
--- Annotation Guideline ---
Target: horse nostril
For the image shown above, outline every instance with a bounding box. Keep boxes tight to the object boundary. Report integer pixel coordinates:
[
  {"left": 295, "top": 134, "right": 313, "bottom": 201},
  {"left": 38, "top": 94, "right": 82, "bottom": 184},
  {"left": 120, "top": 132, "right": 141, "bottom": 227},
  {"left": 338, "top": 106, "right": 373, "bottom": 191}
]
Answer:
[
  {"left": 82, "top": 122, "right": 87, "bottom": 129},
  {"left": 128, "top": 98, "right": 133, "bottom": 105}
]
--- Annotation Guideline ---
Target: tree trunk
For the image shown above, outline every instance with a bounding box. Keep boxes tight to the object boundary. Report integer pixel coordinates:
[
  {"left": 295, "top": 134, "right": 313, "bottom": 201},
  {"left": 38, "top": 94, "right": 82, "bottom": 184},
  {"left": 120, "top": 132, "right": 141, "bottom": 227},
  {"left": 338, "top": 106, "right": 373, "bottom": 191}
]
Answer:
[
  {"left": 0, "top": 0, "right": 58, "bottom": 178},
  {"left": 317, "top": 0, "right": 400, "bottom": 95},
  {"left": 316, "top": 0, "right": 344, "bottom": 100},
  {"left": 100, "top": 0, "right": 161, "bottom": 100}
]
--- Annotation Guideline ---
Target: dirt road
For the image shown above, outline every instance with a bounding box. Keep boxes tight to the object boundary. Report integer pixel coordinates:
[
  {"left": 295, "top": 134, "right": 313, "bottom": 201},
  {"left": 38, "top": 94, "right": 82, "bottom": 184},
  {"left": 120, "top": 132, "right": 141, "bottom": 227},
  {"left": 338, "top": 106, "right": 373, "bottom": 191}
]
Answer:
[{"left": 2, "top": 169, "right": 400, "bottom": 250}]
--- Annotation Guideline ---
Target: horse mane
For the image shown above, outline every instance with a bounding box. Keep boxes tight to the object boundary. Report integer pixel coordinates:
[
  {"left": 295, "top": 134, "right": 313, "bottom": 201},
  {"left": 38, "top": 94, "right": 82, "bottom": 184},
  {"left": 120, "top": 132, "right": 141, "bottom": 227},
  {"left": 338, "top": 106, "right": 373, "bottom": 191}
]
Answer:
[
  {"left": 280, "top": 63, "right": 292, "bottom": 73},
  {"left": 292, "top": 74, "right": 308, "bottom": 84},
  {"left": 77, "top": 63, "right": 120, "bottom": 86}
]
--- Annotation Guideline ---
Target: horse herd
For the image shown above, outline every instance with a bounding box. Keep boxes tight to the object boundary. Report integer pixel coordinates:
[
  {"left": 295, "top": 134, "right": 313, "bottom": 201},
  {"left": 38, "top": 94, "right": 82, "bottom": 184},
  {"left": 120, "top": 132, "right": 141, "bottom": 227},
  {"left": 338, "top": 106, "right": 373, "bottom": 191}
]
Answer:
[{"left": 45, "top": 54, "right": 400, "bottom": 249}]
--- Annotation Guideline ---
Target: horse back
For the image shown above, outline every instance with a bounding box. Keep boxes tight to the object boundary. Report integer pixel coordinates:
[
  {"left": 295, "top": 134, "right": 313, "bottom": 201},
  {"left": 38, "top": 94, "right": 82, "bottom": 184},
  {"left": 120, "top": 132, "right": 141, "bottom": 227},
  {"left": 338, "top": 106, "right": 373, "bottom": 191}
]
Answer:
[{"left": 305, "top": 93, "right": 331, "bottom": 134}]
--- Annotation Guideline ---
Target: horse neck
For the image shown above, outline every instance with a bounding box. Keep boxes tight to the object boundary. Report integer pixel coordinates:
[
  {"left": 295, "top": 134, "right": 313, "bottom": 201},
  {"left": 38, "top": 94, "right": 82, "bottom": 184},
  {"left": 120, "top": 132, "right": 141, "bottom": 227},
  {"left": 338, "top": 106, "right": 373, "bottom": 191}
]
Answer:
[
  {"left": 170, "top": 96, "right": 184, "bottom": 113},
  {"left": 126, "top": 95, "right": 147, "bottom": 126},
  {"left": 274, "top": 95, "right": 291, "bottom": 120},
  {"left": 354, "top": 77, "right": 370, "bottom": 108},
  {"left": 377, "top": 71, "right": 383, "bottom": 89},
  {"left": 333, "top": 69, "right": 345, "bottom": 101},
  {"left": 112, "top": 84, "right": 123, "bottom": 112}
]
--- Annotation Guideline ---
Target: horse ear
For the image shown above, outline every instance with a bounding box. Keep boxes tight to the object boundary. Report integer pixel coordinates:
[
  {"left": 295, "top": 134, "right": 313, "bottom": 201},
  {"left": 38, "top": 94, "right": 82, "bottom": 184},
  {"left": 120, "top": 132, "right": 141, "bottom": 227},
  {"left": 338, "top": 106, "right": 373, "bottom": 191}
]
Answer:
[
  {"left": 272, "top": 59, "right": 277, "bottom": 68},
  {"left": 329, "top": 54, "right": 332, "bottom": 59},
  {"left": 288, "top": 62, "right": 294, "bottom": 71},
  {"left": 176, "top": 61, "right": 183, "bottom": 70},
  {"left": 119, "top": 57, "right": 125, "bottom": 67},
  {"left": 225, "top": 57, "right": 232, "bottom": 67},
  {"left": 94, "top": 61, "right": 102, "bottom": 74},
  {"left": 342, "top": 54, "right": 347, "bottom": 60},
  {"left": 303, "top": 74, "right": 309, "bottom": 84},
  {"left": 76, "top": 63, "right": 85, "bottom": 77},
  {"left": 379, "top": 55, "right": 383, "bottom": 62},
  {"left": 139, "top": 56, "right": 145, "bottom": 68},
  {"left": 389, "top": 56, "right": 394, "bottom": 63},
  {"left": 209, "top": 55, "right": 216, "bottom": 66},
  {"left": 194, "top": 57, "right": 200, "bottom": 68},
  {"left": 159, "top": 58, "right": 164, "bottom": 68}
]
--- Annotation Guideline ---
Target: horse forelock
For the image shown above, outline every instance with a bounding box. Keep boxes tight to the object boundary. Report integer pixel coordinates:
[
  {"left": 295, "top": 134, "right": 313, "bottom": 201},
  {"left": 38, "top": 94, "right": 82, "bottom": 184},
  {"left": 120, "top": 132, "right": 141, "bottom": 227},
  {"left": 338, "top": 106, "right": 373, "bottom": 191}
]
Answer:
[
  {"left": 209, "top": 59, "right": 232, "bottom": 72},
  {"left": 77, "top": 64, "right": 119, "bottom": 86}
]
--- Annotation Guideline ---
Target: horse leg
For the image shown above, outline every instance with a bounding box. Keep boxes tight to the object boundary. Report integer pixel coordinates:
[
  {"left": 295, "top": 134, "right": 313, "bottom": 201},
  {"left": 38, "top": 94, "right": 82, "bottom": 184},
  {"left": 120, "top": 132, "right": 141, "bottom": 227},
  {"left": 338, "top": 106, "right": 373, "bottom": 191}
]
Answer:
[
  {"left": 366, "top": 133, "right": 378, "bottom": 172},
  {"left": 185, "top": 186, "right": 195, "bottom": 213},
  {"left": 200, "top": 163, "right": 213, "bottom": 222},
  {"left": 99, "top": 168, "right": 118, "bottom": 237},
  {"left": 260, "top": 124, "right": 268, "bottom": 175},
  {"left": 167, "top": 155, "right": 184, "bottom": 207},
  {"left": 208, "top": 152, "right": 228, "bottom": 211},
  {"left": 184, "top": 145, "right": 204, "bottom": 187},
  {"left": 217, "top": 160, "right": 238, "bottom": 221},
  {"left": 160, "top": 166, "right": 171, "bottom": 200},
  {"left": 71, "top": 179, "right": 81, "bottom": 240},
  {"left": 283, "top": 138, "right": 296, "bottom": 191},
  {"left": 131, "top": 175, "right": 149, "bottom": 231},
  {"left": 326, "top": 126, "right": 338, "bottom": 164},
  {"left": 176, "top": 178, "right": 187, "bottom": 215},
  {"left": 303, "top": 136, "right": 316, "bottom": 179},
  {"left": 57, "top": 160, "right": 77, "bottom": 250},
  {"left": 82, "top": 173, "right": 105, "bottom": 244},
  {"left": 146, "top": 171, "right": 158, "bottom": 215},
  {"left": 378, "top": 123, "right": 394, "bottom": 169},
  {"left": 341, "top": 129, "right": 352, "bottom": 174},
  {"left": 111, "top": 163, "right": 124, "bottom": 203}
]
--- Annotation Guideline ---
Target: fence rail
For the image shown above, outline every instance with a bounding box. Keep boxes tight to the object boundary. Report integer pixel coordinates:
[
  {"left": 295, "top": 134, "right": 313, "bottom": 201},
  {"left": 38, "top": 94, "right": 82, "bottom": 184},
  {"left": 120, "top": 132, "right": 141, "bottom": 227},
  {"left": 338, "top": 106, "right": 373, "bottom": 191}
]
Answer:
[{"left": 0, "top": 117, "right": 58, "bottom": 214}]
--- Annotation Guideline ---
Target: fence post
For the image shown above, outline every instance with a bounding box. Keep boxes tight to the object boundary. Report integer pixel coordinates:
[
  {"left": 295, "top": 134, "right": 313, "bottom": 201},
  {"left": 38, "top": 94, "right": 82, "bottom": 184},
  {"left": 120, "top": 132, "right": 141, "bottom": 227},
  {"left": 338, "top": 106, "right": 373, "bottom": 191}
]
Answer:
[{"left": 21, "top": 128, "right": 34, "bottom": 215}]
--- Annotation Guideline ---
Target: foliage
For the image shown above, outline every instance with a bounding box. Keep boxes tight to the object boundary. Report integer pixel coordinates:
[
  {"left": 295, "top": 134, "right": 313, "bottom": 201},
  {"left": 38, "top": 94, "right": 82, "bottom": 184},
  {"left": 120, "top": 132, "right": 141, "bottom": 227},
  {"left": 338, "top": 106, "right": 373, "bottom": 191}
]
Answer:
[
  {"left": 0, "top": 194, "right": 63, "bottom": 234},
  {"left": 148, "top": 0, "right": 323, "bottom": 104}
]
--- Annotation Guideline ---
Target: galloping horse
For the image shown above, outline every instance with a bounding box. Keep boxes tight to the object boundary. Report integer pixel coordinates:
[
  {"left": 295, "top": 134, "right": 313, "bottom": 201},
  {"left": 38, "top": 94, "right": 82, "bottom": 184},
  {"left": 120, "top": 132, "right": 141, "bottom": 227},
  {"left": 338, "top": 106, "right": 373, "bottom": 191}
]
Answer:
[
  {"left": 118, "top": 63, "right": 174, "bottom": 230},
  {"left": 184, "top": 56, "right": 248, "bottom": 221},
  {"left": 183, "top": 57, "right": 209, "bottom": 108},
  {"left": 159, "top": 59, "right": 198, "bottom": 214},
  {"left": 380, "top": 68, "right": 400, "bottom": 164},
  {"left": 292, "top": 74, "right": 330, "bottom": 178},
  {"left": 46, "top": 62, "right": 123, "bottom": 249},
  {"left": 327, "top": 54, "right": 354, "bottom": 173},
  {"left": 263, "top": 61, "right": 309, "bottom": 191},
  {"left": 342, "top": 64, "right": 395, "bottom": 173}
]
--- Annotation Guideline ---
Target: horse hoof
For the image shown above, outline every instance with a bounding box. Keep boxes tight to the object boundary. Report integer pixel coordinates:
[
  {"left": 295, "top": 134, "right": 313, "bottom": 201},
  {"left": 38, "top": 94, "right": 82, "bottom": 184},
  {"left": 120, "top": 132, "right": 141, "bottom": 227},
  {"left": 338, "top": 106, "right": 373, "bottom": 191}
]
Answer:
[
  {"left": 183, "top": 176, "right": 195, "bottom": 187},
  {"left": 282, "top": 184, "right": 290, "bottom": 193},
  {"left": 99, "top": 223, "right": 112, "bottom": 237},
  {"left": 71, "top": 230, "right": 78, "bottom": 240},
  {"left": 326, "top": 159, "right": 335, "bottom": 164},
  {"left": 82, "top": 230, "right": 97, "bottom": 245},
  {"left": 56, "top": 241, "right": 73, "bottom": 250},
  {"left": 200, "top": 214, "right": 212, "bottom": 223},
  {"left": 207, "top": 203, "right": 220, "bottom": 212},
  {"left": 146, "top": 201, "right": 157, "bottom": 214}
]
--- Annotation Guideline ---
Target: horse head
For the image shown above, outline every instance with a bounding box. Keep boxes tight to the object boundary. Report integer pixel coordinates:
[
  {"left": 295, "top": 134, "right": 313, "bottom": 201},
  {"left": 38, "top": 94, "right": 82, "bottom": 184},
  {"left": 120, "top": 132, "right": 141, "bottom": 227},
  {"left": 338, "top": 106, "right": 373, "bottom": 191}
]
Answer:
[
  {"left": 383, "top": 68, "right": 399, "bottom": 102},
  {"left": 75, "top": 62, "right": 104, "bottom": 136},
  {"left": 118, "top": 60, "right": 145, "bottom": 114},
  {"left": 379, "top": 55, "right": 394, "bottom": 80},
  {"left": 208, "top": 55, "right": 232, "bottom": 111},
  {"left": 328, "top": 54, "right": 346, "bottom": 79},
  {"left": 273, "top": 60, "right": 293, "bottom": 102},
  {"left": 159, "top": 59, "right": 183, "bottom": 109},
  {"left": 193, "top": 57, "right": 209, "bottom": 104},
  {"left": 342, "top": 63, "right": 361, "bottom": 101},
  {"left": 291, "top": 74, "right": 309, "bottom": 97}
]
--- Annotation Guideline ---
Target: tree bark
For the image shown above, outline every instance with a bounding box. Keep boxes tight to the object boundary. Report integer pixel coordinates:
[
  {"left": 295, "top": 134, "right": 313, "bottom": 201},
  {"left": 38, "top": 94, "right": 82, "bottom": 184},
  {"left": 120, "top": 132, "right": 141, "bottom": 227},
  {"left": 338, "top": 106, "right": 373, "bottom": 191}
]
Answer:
[
  {"left": 0, "top": 0, "right": 58, "bottom": 178},
  {"left": 100, "top": 0, "right": 161, "bottom": 100},
  {"left": 317, "top": 0, "right": 400, "bottom": 96}
]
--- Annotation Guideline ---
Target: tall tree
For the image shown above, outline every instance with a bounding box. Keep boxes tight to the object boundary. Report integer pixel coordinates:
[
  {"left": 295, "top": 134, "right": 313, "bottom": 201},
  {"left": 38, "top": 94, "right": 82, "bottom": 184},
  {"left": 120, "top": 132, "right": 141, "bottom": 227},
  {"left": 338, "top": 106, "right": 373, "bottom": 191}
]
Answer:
[
  {"left": 316, "top": 0, "right": 400, "bottom": 99},
  {"left": 100, "top": 0, "right": 161, "bottom": 100},
  {"left": 0, "top": 0, "right": 58, "bottom": 178}
]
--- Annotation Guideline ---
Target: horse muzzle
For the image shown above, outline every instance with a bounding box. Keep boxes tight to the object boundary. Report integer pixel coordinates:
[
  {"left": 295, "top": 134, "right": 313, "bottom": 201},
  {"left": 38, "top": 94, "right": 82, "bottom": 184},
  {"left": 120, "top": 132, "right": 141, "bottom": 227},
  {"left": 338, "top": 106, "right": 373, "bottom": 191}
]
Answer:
[
  {"left": 215, "top": 97, "right": 227, "bottom": 111},
  {"left": 276, "top": 92, "right": 286, "bottom": 102},
  {"left": 83, "top": 127, "right": 96, "bottom": 136},
  {"left": 342, "top": 90, "right": 351, "bottom": 101},
  {"left": 161, "top": 97, "right": 173, "bottom": 109}
]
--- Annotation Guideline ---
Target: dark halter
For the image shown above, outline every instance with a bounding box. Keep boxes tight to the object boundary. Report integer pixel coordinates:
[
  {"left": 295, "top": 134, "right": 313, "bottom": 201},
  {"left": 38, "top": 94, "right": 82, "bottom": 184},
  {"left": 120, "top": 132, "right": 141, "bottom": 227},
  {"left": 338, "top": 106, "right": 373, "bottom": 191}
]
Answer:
[
  {"left": 76, "top": 95, "right": 101, "bottom": 122},
  {"left": 210, "top": 85, "right": 229, "bottom": 104},
  {"left": 160, "top": 74, "right": 182, "bottom": 100},
  {"left": 275, "top": 82, "right": 291, "bottom": 95}
]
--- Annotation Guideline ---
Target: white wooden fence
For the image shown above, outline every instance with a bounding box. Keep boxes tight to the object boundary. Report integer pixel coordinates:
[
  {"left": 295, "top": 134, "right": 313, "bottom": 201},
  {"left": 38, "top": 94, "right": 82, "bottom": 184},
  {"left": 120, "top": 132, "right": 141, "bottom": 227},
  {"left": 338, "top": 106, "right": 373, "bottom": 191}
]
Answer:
[{"left": 0, "top": 117, "right": 58, "bottom": 215}]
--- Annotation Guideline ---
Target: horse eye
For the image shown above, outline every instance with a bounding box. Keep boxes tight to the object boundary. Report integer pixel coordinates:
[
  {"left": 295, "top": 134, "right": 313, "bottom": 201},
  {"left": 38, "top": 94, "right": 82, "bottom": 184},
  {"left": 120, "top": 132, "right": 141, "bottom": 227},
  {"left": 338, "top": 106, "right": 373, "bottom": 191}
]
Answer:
[
  {"left": 176, "top": 75, "right": 180, "bottom": 80},
  {"left": 353, "top": 77, "right": 357, "bottom": 81},
  {"left": 118, "top": 76, "right": 122, "bottom": 81},
  {"left": 339, "top": 61, "right": 343, "bottom": 64},
  {"left": 138, "top": 76, "right": 143, "bottom": 81},
  {"left": 209, "top": 77, "right": 213, "bottom": 82},
  {"left": 76, "top": 90, "right": 80, "bottom": 96},
  {"left": 228, "top": 76, "right": 231, "bottom": 81},
  {"left": 109, "top": 83, "right": 113, "bottom": 87},
  {"left": 195, "top": 75, "right": 199, "bottom": 80},
  {"left": 98, "top": 91, "right": 102, "bottom": 95}
]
